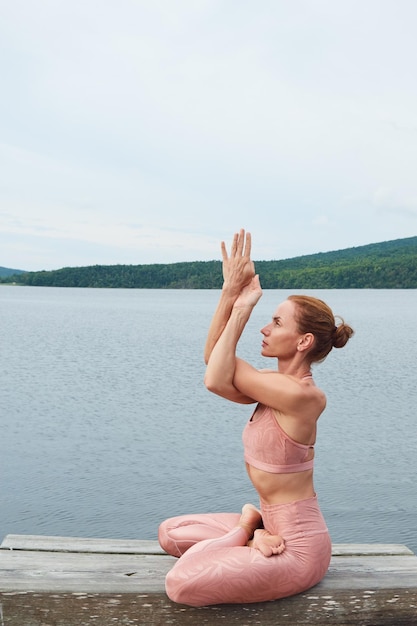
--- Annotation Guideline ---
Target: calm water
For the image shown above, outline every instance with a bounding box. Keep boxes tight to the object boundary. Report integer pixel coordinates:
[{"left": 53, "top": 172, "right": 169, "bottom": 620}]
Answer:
[{"left": 1, "top": 286, "right": 416, "bottom": 553}]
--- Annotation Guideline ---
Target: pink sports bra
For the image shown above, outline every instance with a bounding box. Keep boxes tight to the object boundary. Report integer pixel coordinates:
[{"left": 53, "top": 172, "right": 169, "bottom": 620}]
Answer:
[{"left": 242, "top": 403, "right": 314, "bottom": 474}]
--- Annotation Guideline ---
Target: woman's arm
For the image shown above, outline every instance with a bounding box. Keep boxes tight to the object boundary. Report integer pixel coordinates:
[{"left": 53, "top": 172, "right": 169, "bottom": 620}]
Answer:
[
  {"left": 204, "top": 229, "right": 254, "bottom": 364},
  {"left": 204, "top": 276, "right": 262, "bottom": 403}
]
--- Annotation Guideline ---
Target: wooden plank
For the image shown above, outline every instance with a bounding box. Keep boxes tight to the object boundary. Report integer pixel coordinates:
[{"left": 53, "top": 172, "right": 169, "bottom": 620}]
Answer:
[
  {"left": 1, "top": 536, "right": 416, "bottom": 626},
  {"left": 1, "top": 548, "right": 417, "bottom": 594},
  {"left": 0, "top": 551, "right": 176, "bottom": 593},
  {"left": 330, "top": 542, "right": 414, "bottom": 556},
  {"left": 1, "top": 534, "right": 414, "bottom": 556},
  {"left": 0, "top": 534, "right": 165, "bottom": 554},
  {"left": 1, "top": 589, "right": 417, "bottom": 626},
  {"left": 1, "top": 540, "right": 417, "bottom": 624},
  {"left": 325, "top": 554, "right": 417, "bottom": 589}
]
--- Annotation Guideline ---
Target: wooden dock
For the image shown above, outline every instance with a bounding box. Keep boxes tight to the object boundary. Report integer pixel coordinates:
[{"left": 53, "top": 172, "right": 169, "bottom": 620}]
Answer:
[{"left": 1, "top": 535, "right": 417, "bottom": 625}]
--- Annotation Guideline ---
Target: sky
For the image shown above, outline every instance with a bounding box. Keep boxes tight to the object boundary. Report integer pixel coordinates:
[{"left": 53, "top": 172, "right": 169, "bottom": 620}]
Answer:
[{"left": 1, "top": 0, "right": 417, "bottom": 271}]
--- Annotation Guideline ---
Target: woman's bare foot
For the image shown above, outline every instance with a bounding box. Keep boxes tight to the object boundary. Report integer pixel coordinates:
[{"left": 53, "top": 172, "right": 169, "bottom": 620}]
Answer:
[
  {"left": 250, "top": 529, "right": 286, "bottom": 557},
  {"left": 238, "top": 503, "right": 262, "bottom": 538}
]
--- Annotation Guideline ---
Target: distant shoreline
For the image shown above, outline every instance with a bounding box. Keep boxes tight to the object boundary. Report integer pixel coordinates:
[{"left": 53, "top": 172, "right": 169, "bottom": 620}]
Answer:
[{"left": 1, "top": 235, "right": 416, "bottom": 288}]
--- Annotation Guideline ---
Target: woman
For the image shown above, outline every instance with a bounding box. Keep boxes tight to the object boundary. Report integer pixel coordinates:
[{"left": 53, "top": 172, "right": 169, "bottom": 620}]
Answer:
[{"left": 158, "top": 229, "right": 354, "bottom": 606}]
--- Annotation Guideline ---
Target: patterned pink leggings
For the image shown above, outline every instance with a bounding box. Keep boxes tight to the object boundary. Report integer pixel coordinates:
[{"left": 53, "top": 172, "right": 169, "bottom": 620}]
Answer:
[{"left": 158, "top": 495, "right": 331, "bottom": 606}]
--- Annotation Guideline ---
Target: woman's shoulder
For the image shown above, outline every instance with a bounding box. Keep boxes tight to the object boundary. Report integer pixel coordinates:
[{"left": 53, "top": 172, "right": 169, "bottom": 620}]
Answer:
[
  {"left": 260, "top": 369, "right": 325, "bottom": 398},
  {"left": 252, "top": 369, "right": 325, "bottom": 414},
  {"left": 271, "top": 373, "right": 326, "bottom": 418}
]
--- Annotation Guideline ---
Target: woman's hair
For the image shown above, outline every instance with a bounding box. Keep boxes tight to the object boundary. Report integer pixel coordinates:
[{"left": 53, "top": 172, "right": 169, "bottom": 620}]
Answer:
[{"left": 288, "top": 295, "right": 354, "bottom": 363}]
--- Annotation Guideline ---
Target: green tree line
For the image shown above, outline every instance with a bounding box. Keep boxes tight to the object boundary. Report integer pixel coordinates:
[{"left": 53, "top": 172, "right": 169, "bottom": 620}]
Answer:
[{"left": 2, "top": 236, "right": 417, "bottom": 289}]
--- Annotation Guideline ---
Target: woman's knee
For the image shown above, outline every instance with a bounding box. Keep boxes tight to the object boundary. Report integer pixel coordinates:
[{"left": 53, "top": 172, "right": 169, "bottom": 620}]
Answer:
[
  {"left": 158, "top": 519, "right": 177, "bottom": 555},
  {"left": 165, "top": 568, "right": 201, "bottom": 606}
]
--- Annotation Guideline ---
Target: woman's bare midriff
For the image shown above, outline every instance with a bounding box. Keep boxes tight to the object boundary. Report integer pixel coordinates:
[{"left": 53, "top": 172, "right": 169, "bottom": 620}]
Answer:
[{"left": 246, "top": 463, "right": 316, "bottom": 504}]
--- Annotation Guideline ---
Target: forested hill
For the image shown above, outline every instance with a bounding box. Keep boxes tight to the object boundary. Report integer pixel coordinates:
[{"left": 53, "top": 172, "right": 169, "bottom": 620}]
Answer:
[
  {"left": 2, "top": 236, "right": 417, "bottom": 289},
  {"left": 0, "top": 266, "right": 25, "bottom": 277}
]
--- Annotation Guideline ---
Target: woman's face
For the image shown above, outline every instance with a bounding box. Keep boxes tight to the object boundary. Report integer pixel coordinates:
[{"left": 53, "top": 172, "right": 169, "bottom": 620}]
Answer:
[{"left": 260, "top": 299, "right": 302, "bottom": 359}]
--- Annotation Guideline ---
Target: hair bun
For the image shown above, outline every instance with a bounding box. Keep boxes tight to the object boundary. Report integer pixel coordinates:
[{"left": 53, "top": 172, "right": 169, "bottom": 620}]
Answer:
[{"left": 333, "top": 319, "right": 354, "bottom": 348}]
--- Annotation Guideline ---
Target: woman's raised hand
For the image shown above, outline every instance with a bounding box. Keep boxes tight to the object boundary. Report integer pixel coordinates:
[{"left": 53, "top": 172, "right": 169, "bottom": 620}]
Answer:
[
  {"left": 221, "top": 229, "right": 255, "bottom": 296},
  {"left": 233, "top": 275, "right": 263, "bottom": 309}
]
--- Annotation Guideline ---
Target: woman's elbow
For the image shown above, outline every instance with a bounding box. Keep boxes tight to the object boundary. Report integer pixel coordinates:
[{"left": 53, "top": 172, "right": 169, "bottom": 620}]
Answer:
[
  {"left": 204, "top": 372, "right": 220, "bottom": 393},
  {"left": 204, "top": 371, "right": 231, "bottom": 396},
  {"left": 204, "top": 374, "right": 254, "bottom": 404}
]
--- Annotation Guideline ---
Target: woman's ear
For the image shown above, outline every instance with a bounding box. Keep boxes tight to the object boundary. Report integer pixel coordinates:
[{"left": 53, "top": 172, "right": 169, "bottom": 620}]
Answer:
[{"left": 297, "top": 333, "right": 315, "bottom": 352}]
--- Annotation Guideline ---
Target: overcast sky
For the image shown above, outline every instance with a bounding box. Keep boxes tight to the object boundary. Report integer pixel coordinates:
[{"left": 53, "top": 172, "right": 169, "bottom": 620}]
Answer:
[{"left": 1, "top": 0, "right": 416, "bottom": 271}]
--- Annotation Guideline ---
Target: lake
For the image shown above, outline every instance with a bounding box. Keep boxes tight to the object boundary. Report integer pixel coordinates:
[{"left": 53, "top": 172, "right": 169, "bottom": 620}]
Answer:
[{"left": 1, "top": 286, "right": 416, "bottom": 554}]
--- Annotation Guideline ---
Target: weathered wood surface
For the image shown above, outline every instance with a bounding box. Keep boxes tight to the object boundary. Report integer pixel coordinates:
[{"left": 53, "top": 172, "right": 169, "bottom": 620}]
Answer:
[
  {"left": 1, "top": 536, "right": 417, "bottom": 625},
  {"left": 2, "top": 534, "right": 414, "bottom": 556},
  {"left": 1, "top": 534, "right": 166, "bottom": 554},
  {"left": 1, "top": 535, "right": 416, "bottom": 594}
]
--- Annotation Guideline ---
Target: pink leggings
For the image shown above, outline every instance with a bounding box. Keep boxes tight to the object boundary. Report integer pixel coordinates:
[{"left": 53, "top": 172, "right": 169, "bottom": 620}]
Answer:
[{"left": 158, "top": 495, "right": 331, "bottom": 606}]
